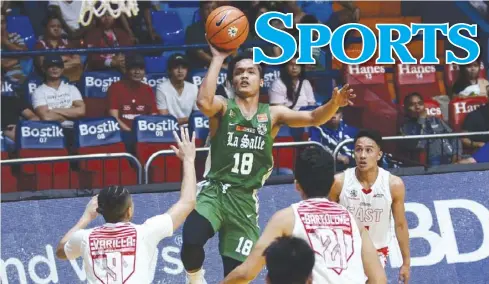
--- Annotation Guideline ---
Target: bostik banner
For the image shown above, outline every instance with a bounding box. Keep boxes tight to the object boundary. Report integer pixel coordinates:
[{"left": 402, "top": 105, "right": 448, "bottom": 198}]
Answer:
[{"left": 2, "top": 170, "right": 489, "bottom": 284}]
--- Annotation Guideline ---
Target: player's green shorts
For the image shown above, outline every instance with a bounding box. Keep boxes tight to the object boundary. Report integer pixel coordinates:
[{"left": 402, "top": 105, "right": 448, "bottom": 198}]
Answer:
[{"left": 195, "top": 180, "right": 260, "bottom": 262}]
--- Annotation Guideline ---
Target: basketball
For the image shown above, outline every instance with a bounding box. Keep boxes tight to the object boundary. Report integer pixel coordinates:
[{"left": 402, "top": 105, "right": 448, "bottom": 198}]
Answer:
[{"left": 205, "top": 6, "right": 249, "bottom": 51}]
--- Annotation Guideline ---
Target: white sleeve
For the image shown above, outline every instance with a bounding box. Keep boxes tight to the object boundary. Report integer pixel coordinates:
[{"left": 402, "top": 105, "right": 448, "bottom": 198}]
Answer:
[
  {"left": 303, "top": 80, "right": 316, "bottom": 104},
  {"left": 64, "top": 230, "right": 86, "bottom": 260},
  {"left": 156, "top": 84, "right": 168, "bottom": 110},
  {"left": 142, "top": 213, "right": 174, "bottom": 246},
  {"left": 31, "top": 89, "right": 47, "bottom": 109},
  {"left": 268, "top": 79, "right": 287, "bottom": 105},
  {"left": 71, "top": 85, "right": 83, "bottom": 101}
]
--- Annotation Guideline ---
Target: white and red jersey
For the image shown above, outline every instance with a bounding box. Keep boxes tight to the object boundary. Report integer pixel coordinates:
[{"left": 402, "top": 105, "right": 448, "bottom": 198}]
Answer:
[
  {"left": 339, "top": 167, "right": 393, "bottom": 254},
  {"left": 64, "top": 214, "right": 173, "bottom": 284},
  {"left": 291, "top": 198, "right": 365, "bottom": 284}
]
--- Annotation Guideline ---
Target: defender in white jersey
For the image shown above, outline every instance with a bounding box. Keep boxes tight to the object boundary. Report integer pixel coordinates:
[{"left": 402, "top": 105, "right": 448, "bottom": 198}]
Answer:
[
  {"left": 223, "top": 147, "right": 386, "bottom": 284},
  {"left": 56, "top": 128, "right": 197, "bottom": 284},
  {"left": 329, "top": 129, "right": 411, "bottom": 283}
]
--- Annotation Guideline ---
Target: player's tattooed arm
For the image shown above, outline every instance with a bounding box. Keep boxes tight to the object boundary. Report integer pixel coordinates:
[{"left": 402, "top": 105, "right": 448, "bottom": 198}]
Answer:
[
  {"left": 328, "top": 173, "right": 345, "bottom": 203},
  {"left": 271, "top": 85, "right": 355, "bottom": 128},
  {"left": 391, "top": 175, "right": 411, "bottom": 284},
  {"left": 221, "top": 208, "right": 294, "bottom": 284},
  {"left": 56, "top": 195, "right": 98, "bottom": 260}
]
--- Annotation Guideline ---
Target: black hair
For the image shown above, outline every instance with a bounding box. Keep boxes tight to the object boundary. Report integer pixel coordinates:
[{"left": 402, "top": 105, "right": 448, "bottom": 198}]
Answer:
[
  {"left": 452, "top": 57, "right": 483, "bottom": 96},
  {"left": 97, "top": 185, "right": 132, "bottom": 223},
  {"left": 42, "top": 13, "right": 62, "bottom": 28},
  {"left": 280, "top": 53, "right": 305, "bottom": 103},
  {"left": 227, "top": 51, "right": 263, "bottom": 83},
  {"left": 294, "top": 146, "right": 335, "bottom": 198},
  {"left": 403, "top": 92, "right": 423, "bottom": 111},
  {"left": 354, "top": 129, "right": 383, "bottom": 149},
  {"left": 264, "top": 236, "right": 315, "bottom": 284}
]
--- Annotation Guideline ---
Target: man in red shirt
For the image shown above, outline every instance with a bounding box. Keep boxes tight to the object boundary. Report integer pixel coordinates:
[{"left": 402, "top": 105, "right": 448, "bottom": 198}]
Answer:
[{"left": 108, "top": 54, "right": 157, "bottom": 131}]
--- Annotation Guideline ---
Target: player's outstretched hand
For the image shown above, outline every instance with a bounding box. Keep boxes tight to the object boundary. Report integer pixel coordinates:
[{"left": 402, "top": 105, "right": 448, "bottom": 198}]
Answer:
[
  {"left": 171, "top": 127, "right": 196, "bottom": 162},
  {"left": 83, "top": 195, "right": 99, "bottom": 221},
  {"left": 331, "top": 84, "right": 356, "bottom": 107}
]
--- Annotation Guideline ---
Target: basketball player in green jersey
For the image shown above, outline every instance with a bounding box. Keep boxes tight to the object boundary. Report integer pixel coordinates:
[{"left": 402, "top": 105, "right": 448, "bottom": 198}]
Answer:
[{"left": 181, "top": 42, "right": 355, "bottom": 283}]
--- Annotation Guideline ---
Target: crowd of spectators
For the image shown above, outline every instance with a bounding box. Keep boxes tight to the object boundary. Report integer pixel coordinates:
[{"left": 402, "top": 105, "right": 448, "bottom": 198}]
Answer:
[{"left": 1, "top": 0, "right": 488, "bottom": 169}]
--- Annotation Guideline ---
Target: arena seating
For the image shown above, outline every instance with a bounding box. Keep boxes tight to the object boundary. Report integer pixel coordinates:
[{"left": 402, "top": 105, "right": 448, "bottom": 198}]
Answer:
[
  {"left": 75, "top": 117, "right": 137, "bottom": 189},
  {"left": 151, "top": 11, "right": 185, "bottom": 46},
  {"left": 273, "top": 126, "right": 296, "bottom": 171},
  {"left": 1, "top": 136, "right": 17, "bottom": 193},
  {"left": 134, "top": 115, "right": 181, "bottom": 183},
  {"left": 444, "top": 62, "right": 487, "bottom": 89},
  {"left": 449, "top": 96, "right": 489, "bottom": 132},
  {"left": 16, "top": 121, "right": 74, "bottom": 190},
  {"left": 395, "top": 64, "right": 442, "bottom": 102}
]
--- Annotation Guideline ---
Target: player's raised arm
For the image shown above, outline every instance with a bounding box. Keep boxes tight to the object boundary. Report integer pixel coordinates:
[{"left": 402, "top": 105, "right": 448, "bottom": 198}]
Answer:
[
  {"left": 221, "top": 208, "right": 293, "bottom": 284},
  {"left": 391, "top": 175, "right": 411, "bottom": 284},
  {"left": 165, "top": 127, "right": 198, "bottom": 232},
  {"left": 271, "top": 84, "right": 355, "bottom": 128},
  {"left": 196, "top": 41, "right": 233, "bottom": 117},
  {"left": 56, "top": 195, "right": 98, "bottom": 260}
]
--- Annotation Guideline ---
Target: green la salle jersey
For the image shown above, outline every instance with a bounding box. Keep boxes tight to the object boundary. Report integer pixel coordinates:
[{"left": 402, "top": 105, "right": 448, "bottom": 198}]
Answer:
[{"left": 204, "top": 99, "right": 274, "bottom": 192}]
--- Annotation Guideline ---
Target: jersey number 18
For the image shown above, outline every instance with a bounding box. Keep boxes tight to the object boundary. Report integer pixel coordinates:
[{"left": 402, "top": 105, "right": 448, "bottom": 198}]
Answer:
[{"left": 231, "top": 153, "right": 254, "bottom": 175}]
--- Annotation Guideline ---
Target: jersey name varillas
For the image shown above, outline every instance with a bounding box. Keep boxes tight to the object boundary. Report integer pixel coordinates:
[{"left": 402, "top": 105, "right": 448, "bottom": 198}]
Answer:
[{"left": 226, "top": 132, "right": 266, "bottom": 150}]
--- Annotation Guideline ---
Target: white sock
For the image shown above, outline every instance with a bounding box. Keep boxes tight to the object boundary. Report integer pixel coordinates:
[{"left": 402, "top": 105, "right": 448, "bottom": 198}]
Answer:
[{"left": 186, "top": 269, "right": 206, "bottom": 284}]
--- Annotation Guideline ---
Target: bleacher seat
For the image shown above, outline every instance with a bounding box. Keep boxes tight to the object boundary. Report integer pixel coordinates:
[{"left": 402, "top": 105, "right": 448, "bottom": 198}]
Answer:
[
  {"left": 6, "top": 15, "right": 36, "bottom": 50},
  {"left": 152, "top": 11, "right": 185, "bottom": 46},
  {"left": 423, "top": 98, "right": 444, "bottom": 119},
  {"left": 145, "top": 56, "right": 168, "bottom": 73},
  {"left": 16, "top": 121, "right": 74, "bottom": 190},
  {"left": 79, "top": 71, "right": 122, "bottom": 118},
  {"left": 273, "top": 126, "right": 296, "bottom": 172},
  {"left": 449, "top": 96, "right": 489, "bottom": 132},
  {"left": 75, "top": 117, "right": 137, "bottom": 189},
  {"left": 344, "top": 64, "right": 393, "bottom": 104},
  {"left": 1, "top": 135, "right": 17, "bottom": 193},
  {"left": 395, "top": 64, "right": 442, "bottom": 102},
  {"left": 134, "top": 115, "right": 181, "bottom": 183}
]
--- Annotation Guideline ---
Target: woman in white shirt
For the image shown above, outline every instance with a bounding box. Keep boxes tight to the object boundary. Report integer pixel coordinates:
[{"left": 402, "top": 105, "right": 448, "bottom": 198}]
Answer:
[
  {"left": 451, "top": 59, "right": 489, "bottom": 98},
  {"left": 156, "top": 54, "right": 198, "bottom": 124},
  {"left": 268, "top": 55, "right": 316, "bottom": 110}
]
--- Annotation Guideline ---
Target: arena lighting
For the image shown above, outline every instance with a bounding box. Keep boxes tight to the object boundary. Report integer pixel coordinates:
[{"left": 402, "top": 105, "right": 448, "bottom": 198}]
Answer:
[{"left": 253, "top": 12, "right": 480, "bottom": 66}]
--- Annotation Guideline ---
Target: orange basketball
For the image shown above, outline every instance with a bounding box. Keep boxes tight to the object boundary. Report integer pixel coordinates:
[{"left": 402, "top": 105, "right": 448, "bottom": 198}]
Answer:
[{"left": 205, "top": 6, "right": 249, "bottom": 51}]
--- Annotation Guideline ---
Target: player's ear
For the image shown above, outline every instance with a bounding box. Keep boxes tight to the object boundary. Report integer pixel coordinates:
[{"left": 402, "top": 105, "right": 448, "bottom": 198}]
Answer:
[
  {"left": 260, "top": 79, "right": 264, "bottom": 88},
  {"left": 377, "top": 150, "right": 383, "bottom": 161}
]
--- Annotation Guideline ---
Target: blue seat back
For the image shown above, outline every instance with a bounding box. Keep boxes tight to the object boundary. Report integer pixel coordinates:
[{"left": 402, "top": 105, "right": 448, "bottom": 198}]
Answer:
[{"left": 152, "top": 11, "right": 185, "bottom": 46}]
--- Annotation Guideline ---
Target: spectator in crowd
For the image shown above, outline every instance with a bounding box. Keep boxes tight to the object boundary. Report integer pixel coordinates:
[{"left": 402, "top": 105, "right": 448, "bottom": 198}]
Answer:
[
  {"left": 461, "top": 103, "right": 489, "bottom": 149},
  {"left": 1, "top": 11, "right": 27, "bottom": 85},
  {"left": 119, "top": 1, "right": 161, "bottom": 47},
  {"left": 85, "top": 12, "right": 133, "bottom": 73},
  {"left": 185, "top": 1, "right": 221, "bottom": 69},
  {"left": 108, "top": 54, "right": 157, "bottom": 132},
  {"left": 48, "top": 0, "right": 90, "bottom": 39},
  {"left": 32, "top": 55, "right": 85, "bottom": 123},
  {"left": 451, "top": 59, "right": 489, "bottom": 98},
  {"left": 269, "top": 55, "right": 316, "bottom": 110},
  {"left": 156, "top": 54, "right": 198, "bottom": 125},
  {"left": 399, "top": 92, "right": 462, "bottom": 165},
  {"left": 1, "top": 89, "right": 39, "bottom": 142},
  {"left": 457, "top": 143, "right": 489, "bottom": 164},
  {"left": 35, "top": 14, "right": 83, "bottom": 82},
  {"left": 309, "top": 108, "right": 357, "bottom": 170}
]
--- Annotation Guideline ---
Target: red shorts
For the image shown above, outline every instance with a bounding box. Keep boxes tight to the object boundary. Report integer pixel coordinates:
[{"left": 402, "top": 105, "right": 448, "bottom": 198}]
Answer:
[{"left": 377, "top": 247, "right": 389, "bottom": 268}]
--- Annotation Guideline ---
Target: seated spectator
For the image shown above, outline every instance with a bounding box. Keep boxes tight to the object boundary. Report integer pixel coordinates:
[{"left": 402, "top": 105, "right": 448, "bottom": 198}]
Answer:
[
  {"left": 451, "top": 59, "right": 489, "bottom": 98},
  {"left": 119, "top": 1, "right": 161, "bottom": 47},
  {"left": 185, "top": 1, "right": 220, "bottom": 69},
  {"left": 35, "top": 14, "right": 82, "bottom": 82},
  {"left": 48, "top": 0, "right": 90, "bottom": 39},
  {"left": 461, "top": 103, "right": 489, "bottom": 149},
  {"left": 458, "top": 143, "right": 489, "bottom": 164},
  {"left": 156, "top": 54, "right": 198, "bottom": 125},
  {"left": 1, "top": 89, "right": 39, "bottom": 142},
  {"left": 269, "top": 55, "right": 316, "bottom": 110},
  {"left": 309, "top": 108, "right": 357, "bottom": 170},
  {"left": 399, "top": 92, "right": 462, "bottom": 165},
  {"left": 32, "top": 55, "right": 85, "bottom": 124},
  {"left": 85, "top": 12, "right": 133, "bottom": 73},
  {"left": 108, "top": 54, "right": 157, "bottom": 132},
  {"left": 1, "top": 11, "right": 27, "bottom": 85}
]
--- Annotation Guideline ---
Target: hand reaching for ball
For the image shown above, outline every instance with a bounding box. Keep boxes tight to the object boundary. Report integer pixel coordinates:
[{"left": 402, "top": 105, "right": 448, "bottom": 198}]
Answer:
[
  {"left": 331, "top": 84, "right": 356, "bottom": 107},
  {"left": 207, "top": 38, "right": 236, "bottom": 60}
]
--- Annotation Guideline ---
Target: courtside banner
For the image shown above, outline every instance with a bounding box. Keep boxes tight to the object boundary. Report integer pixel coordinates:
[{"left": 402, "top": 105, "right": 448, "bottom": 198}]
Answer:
[
  {"left": 75, "top": 118, "right": 122, "bottom": 148},
  {"left": 133, "top": 115, "right": 179, "bottom": 143},
  {"left": 189, "top": 111, "right": 209, "bottom": 142},
  {"left": 2, "top": 171, "right": 489, "bottom": 283},
  {"left": 190, "top": 69, "right": 227, "bottom": 86},
  {"left": 16, "top": 121, "right": 65, "bottom": 150}
]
